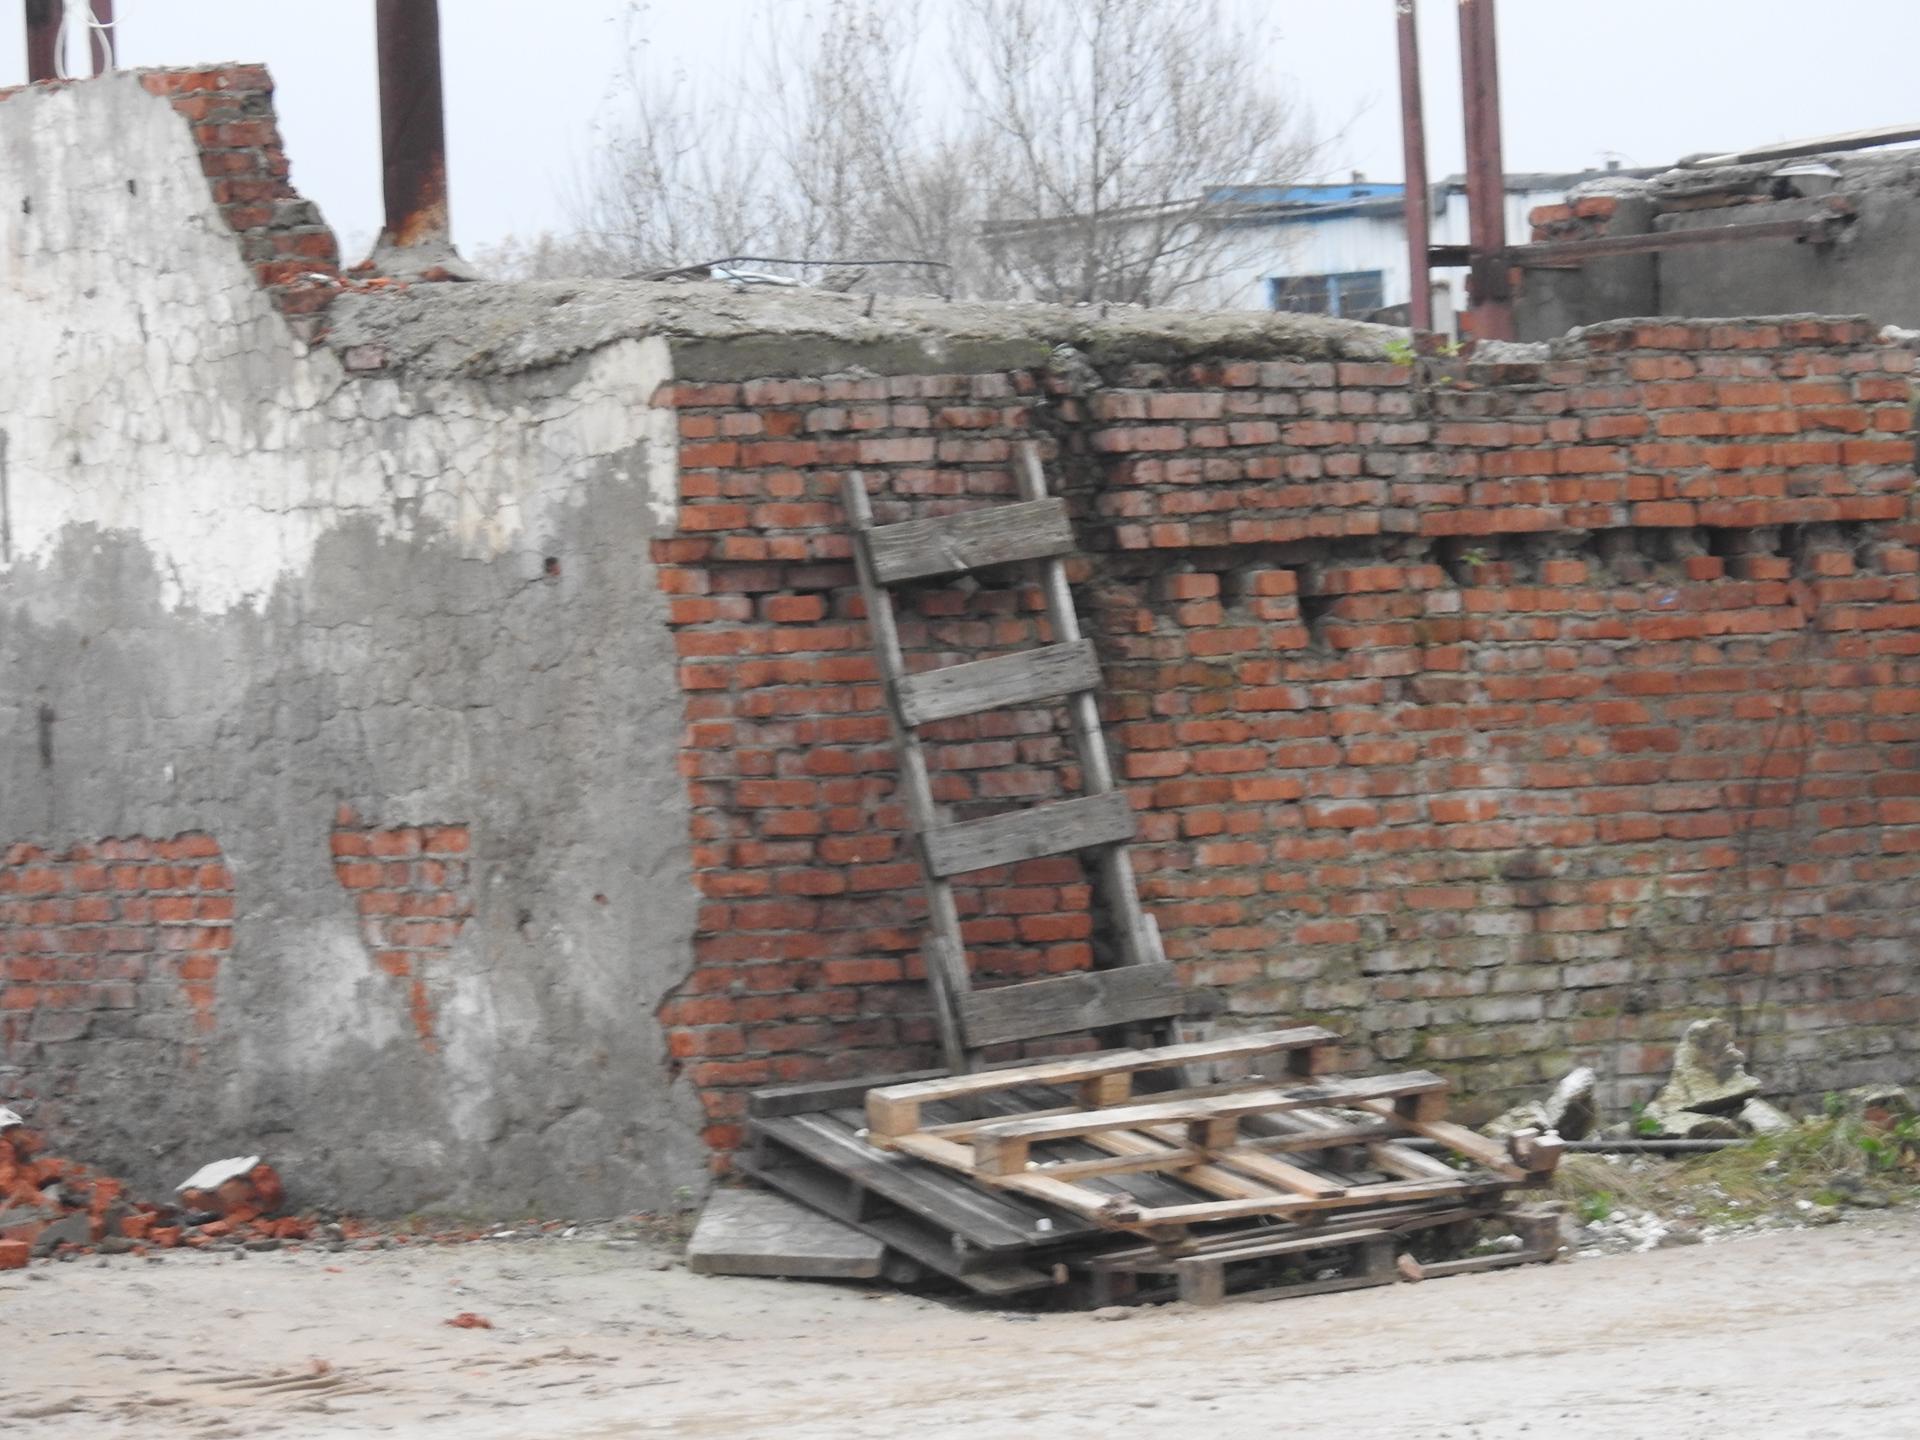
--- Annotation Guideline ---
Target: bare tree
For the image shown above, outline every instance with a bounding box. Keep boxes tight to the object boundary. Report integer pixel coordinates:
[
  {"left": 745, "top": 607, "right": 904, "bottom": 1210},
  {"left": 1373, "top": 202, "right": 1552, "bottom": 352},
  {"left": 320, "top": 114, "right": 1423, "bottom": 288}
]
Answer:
[
  {"left": 551, "top": 0, "right": 1320, "bottom": 305},
  {"left": 963, "top": 0, "right": 1321, "bottom": 306}
]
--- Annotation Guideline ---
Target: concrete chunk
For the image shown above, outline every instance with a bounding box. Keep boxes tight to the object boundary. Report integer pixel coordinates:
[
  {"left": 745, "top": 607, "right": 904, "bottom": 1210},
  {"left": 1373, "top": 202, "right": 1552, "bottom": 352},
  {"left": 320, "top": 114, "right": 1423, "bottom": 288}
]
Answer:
[{"left": 686, "top": 1189, "right": 886, "bottom": 1280}]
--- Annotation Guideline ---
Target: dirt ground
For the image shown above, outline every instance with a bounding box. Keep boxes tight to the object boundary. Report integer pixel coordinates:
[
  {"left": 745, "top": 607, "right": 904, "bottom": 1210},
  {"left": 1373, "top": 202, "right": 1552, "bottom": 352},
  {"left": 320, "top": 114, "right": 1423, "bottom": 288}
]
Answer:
[{"left": 3, "top": 1212, "right": 1917, "bottom": 1439}]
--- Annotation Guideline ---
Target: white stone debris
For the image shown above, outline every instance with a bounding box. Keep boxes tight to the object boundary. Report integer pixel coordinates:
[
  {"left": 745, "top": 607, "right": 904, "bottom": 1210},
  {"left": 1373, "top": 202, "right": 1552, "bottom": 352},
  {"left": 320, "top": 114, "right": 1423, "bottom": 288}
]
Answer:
[{"left": 175, "top": 1155, "right": 261, "bottom": 1193}]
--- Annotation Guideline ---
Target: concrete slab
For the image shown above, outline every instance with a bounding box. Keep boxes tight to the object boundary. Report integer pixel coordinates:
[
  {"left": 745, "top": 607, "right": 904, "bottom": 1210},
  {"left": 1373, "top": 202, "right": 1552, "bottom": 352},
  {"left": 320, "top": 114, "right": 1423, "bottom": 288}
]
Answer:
[{"left": 686, "top": 1189, "right": 886, "bottom": 1280}]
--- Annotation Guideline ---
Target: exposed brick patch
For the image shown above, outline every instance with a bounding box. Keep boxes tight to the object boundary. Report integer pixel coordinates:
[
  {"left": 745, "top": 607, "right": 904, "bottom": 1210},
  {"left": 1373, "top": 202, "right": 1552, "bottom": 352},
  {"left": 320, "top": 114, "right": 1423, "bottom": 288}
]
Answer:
[
  {"left": 330, "top": 809, "right": 473, "bottom": 1051},
  {"left": 0, "top": 833, "right": 235, "bottom": 1102},
  {"left": 651, "top": 321, "right": 1920, "bottom": 1161},
  {"left": 133, "top": 66, "right": 342, "bottom": 321}
]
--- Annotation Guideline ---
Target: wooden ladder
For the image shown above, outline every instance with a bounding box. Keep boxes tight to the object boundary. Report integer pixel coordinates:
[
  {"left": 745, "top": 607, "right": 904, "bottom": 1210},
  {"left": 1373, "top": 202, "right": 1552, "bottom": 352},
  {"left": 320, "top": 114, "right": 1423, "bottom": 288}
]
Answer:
[{"left": 842, "top": 441, "right": 1194, "bottom": 1073}]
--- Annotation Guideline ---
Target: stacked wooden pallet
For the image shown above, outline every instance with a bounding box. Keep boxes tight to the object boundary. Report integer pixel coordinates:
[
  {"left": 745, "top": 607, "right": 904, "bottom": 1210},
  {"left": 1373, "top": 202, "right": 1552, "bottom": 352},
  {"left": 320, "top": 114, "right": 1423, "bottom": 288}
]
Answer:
[{"left": 741, "top": 1026, "right": 1563, "bottom": 1305}]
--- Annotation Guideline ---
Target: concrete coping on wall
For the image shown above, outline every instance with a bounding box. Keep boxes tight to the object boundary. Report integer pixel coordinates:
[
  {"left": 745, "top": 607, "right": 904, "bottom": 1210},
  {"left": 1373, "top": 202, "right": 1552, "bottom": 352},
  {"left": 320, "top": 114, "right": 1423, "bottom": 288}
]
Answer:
[{"left": 321, "top": 281, "right": 1409, "bottom": 384}]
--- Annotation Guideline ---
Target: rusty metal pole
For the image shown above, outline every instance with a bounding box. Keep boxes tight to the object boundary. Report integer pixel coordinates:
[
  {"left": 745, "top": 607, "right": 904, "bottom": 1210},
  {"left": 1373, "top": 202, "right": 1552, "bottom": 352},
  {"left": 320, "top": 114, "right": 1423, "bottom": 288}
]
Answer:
[
  {"left": 375, "top": 0, "right": 453, "bottom": 258},
  {"left": 88, "top": 0, "right": 114, "bottom": 74},
  {"left": 1457, "top": 0, "right": 1515, "bottom": 340},
  {"left": 24, "top": 0, "right": 59, "bottom": 82},
  {"left": 1395, "top": 0, "right": 1433, "bottom": 333}
]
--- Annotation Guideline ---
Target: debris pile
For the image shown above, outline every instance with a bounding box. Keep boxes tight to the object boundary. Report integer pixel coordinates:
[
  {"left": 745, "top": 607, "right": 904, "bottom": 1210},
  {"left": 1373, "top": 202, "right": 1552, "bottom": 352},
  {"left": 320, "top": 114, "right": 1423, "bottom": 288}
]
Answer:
[
  {"left": 0, "top": 1114, "right": 307, "bottom": 1268},
  {"left": 1639, "top": 1018, "right": 1790, "bottom": 1139}
]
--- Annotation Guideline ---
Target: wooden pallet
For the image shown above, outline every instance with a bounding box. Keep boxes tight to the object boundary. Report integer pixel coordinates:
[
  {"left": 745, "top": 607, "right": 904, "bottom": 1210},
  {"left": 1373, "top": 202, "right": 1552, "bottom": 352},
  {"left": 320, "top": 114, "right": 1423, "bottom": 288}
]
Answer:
[
  {"left": 742, "top": 1031, "right": 1557, "bottom": 1297},
  {"left": 860, "top": 1028, "right": 1542, "bottom": 1236}
]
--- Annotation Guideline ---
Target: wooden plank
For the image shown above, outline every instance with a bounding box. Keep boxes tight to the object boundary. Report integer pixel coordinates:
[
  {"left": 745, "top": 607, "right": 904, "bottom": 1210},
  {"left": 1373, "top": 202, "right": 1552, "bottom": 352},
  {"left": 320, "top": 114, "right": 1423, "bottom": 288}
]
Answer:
[
  {"left": 910, "top": 1085, "right": 1370, "bottom": 1145},
  {"left": 1353, "top": 1099, "right": 1529, "bottom": 1182},
  {"left": 1125, "top": 1175, "right": 1489, "bottom": 1230},
  {"left": 922, "top": 790, "right": 1135, "bottom": 878},
  {"left": 895, "top": 641, "right": 1101, "bottom": 728},
  {"left": 1208, "top": 1148, "right": 1349, "bottom": 1198},
  {"left": 840, "top": 472, "right": 971, "bottom": 1072},
  {"left": 752, "top": 1068, "right": 946, "bottom": 1119},
  {"left": 685, "top": 1189, "right": 887, "bottom": 1280},
  {"left": 734, "top": 1153, "right": 1056, "bottom": 1295},
  {"left": 1089, "top": 1201, "right": 1493, "bottom": 1272},
  {"left": 969, "top": 1072, "right": 1448, "bottom": 1175},
  {"left": 864, "top": 1026, "right": 1338, "bottom": 1140},
  {"left": 1365, "top": 1141, "right": 1462, "bottom": 1183},
  {"left": 863, "top": 497, "right": 1076, "bottom": 584},
  {"left": 750, "top": 1114, "right": 1072, "bottom": 1251},
  {"left": 890, "top": 1132, "right": 1142, "bottom": 1226},
  {"left": 958, "top": 965, "right": 1190, "bottom": 1049},
  {"left": 1013, "top": 443, "right": 1163, "bottom": 984}
]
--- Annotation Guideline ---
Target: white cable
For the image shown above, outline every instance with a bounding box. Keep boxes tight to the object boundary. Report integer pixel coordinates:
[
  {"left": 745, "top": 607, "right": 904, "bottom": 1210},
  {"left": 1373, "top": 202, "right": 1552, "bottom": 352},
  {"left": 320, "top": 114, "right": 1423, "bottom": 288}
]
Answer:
[{"left": 53, "top": 0, "right": 118, "bottom": 81}]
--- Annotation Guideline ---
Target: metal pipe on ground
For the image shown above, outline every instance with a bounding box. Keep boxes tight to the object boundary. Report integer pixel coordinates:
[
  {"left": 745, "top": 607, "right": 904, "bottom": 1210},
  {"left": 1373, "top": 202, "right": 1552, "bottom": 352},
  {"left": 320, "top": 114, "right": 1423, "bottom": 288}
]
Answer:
[
  {"left": 24, "top": 0, "right": 59, "bottom": 82},
  {"left": 1456, "top": 0, "right": 1515, "bottom": 340},
  {"left": 1562, "top": 1139, "right": 1748, "bottom": 1155},
  {"left": 1394, "top": 0, "right": 1432, "bottom": 334}
]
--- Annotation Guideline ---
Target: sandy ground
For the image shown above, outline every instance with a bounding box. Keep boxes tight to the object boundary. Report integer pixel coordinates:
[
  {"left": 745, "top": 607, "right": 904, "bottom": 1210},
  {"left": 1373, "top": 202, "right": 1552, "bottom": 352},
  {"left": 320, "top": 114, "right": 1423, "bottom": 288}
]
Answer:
[{"left": 3, "top": 1213, "right": 1918, "bottom": 1439}]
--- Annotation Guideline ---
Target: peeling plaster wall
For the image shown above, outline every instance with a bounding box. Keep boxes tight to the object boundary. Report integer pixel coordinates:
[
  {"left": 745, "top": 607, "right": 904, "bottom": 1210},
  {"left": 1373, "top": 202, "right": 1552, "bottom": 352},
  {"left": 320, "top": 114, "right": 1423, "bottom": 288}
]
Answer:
[{"left": 0, "top": 75, "right": 705, "bottom": 1214}]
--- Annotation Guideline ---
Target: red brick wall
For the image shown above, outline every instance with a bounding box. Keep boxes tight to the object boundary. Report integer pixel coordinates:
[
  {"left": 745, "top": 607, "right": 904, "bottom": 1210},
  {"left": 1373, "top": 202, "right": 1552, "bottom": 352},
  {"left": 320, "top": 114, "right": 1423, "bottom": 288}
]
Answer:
[
  {"left": 653, "top": 318, "right": 1920, "bottom": 1160},
  {"left": 1, "top": 835, "right": 234, "bottom": 1099},
  {"left": 329, "top": 811, "right": 474, "bottom": 1052}
]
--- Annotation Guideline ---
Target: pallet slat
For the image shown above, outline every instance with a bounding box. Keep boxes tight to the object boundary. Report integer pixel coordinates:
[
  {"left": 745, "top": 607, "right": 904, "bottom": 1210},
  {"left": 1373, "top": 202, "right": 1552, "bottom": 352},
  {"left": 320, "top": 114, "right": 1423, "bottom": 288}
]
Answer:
[
  {"left": 895, "top": 640, "right": 1102, "bottom": 727},
  {"left": 865, "top": 1025, "right": 1338, "bottom": 1141},
  {"left": 922, "top": 790, "right": 1136, "bottom": 878},
  {"left": 864, "top": 497, "right": 1077, "bottom": 584},
  {"left": 968, "top": 1071, "right": 1448, "bottom": 1175}
]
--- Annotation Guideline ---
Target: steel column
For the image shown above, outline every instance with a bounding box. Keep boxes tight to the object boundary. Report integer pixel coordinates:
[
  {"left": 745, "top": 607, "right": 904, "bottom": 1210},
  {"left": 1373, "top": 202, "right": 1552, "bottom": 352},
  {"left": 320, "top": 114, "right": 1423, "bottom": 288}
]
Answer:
[
  {"left": 1457, "top": 0, "right": 1514, "bottom": 340},
  {"left": 1394, "top": 1, "right": 1432, "bottom": 333},
  {"left": 24, "top": 0, "right": 58, "bottom": 82},
  {"left": 375, "top": 0, "right": 451, "bottom": 251}
]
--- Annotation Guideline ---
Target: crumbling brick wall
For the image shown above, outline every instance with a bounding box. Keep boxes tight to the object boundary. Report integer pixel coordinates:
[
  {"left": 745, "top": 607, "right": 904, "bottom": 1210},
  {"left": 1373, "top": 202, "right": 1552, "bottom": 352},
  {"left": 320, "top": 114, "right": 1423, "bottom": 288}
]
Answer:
[
  {"left": 134, "top": 67, "right": 341, "bottom": 319},
  {"left": 1, "top": 835, "right": 235, "bottom": 1098},
  {"left": 654, "top": 318, "right": 1920, "bottom": 1160}
]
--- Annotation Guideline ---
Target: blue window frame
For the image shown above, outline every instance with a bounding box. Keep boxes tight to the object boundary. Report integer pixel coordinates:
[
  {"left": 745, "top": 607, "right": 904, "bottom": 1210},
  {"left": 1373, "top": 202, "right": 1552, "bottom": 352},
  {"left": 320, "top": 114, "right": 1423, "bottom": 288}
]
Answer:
[{"left": 1269, "top": 270, "right": 1386, "bottom": 318}]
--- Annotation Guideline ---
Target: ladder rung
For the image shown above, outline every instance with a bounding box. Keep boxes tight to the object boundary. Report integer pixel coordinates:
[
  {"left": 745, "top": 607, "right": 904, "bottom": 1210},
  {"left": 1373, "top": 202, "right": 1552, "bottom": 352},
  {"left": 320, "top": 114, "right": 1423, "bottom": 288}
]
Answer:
[
  {"left": 895, "top": 640, "right": 1101, "bottom": 727},
  {"left": 922, "top": 791, "right": 1135, "bottom": 878},
  {"left": 864, "top": 498, "right": 1076, "bottom": 584},
  {"left": 959, "top": 965, "right": 1192, "bottom": 1048}
]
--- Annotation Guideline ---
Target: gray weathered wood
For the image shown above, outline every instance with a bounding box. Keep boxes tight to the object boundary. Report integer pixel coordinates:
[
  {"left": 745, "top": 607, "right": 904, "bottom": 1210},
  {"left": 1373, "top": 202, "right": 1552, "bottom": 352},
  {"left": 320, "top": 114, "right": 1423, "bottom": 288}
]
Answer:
[
  {"left": 864, "top": 497, "right": 1076, "bottom": 584},
  {"left": 1014, "top": 443, "right": 1164, "bottom": 983},
  {"left": 751, "top": 1068, "right": 948, "bottom": 1119},
  {"left": 923, "top": 790, "right": 1135, "bottom": 878},
  {"left": 958, "top": 964, "right": 1191, "bottom": 1049},
  {"left": 751, "top": 1113, "right": 1080, "bottom": 1250},
  {"left": 895, "top": 640, "right": 1102, "bottom": 728},
  {"left": 735, "top": 1151, "right": 1055, "bottom": 1295},
  {"left": 842, "top": 472, "right": 970, "bottom": 1072},
  {"left": 685, "top": 1188, "right": 887, "bottom": 1279}
]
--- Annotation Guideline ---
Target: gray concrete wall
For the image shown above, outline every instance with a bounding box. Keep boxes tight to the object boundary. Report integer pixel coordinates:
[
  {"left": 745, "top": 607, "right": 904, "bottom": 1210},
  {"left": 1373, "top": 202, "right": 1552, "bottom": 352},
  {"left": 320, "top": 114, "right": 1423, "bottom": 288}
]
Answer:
[
  {"left": 1518, "top": 151, "right": 1920, "bottom": 339},
  {"left": 0, "top": 76, "right": 707, "bottom": 1215}
]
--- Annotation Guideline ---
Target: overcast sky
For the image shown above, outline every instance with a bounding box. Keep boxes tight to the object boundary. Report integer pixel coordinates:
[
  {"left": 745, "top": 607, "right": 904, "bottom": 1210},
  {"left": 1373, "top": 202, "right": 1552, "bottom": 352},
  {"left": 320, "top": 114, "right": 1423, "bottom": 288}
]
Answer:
[{"left": 6, "top": 1, "right": 1920, "bottom": 260}]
